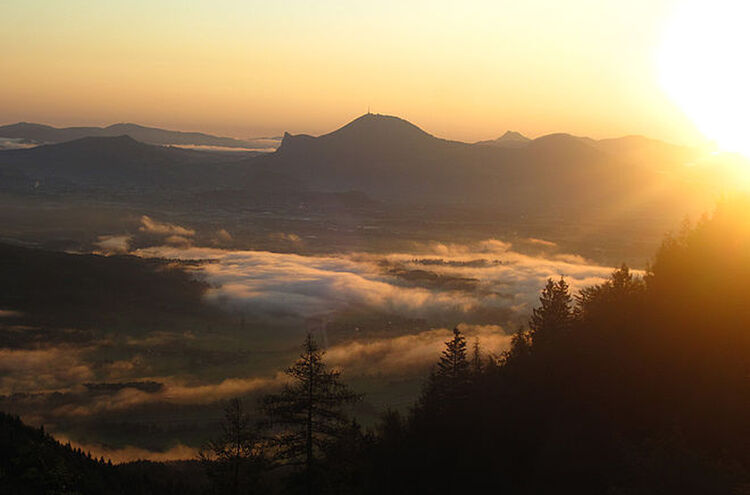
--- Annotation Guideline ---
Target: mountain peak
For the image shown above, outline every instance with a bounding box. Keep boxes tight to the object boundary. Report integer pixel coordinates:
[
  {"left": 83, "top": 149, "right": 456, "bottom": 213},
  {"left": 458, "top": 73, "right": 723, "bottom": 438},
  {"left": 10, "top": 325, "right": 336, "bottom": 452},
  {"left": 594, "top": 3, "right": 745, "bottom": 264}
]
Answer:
[
  {"left": 277, "top": 113, "right": 441, "bottom": 155},
  {"left": 324, "top": 113, "right": 435, "bottom": 141},
  {"left": 476, "top": 130, "right": 530, "bottom": 148},
  {"left": 500, "top": 130, "right": 528, "bottom": 140}
]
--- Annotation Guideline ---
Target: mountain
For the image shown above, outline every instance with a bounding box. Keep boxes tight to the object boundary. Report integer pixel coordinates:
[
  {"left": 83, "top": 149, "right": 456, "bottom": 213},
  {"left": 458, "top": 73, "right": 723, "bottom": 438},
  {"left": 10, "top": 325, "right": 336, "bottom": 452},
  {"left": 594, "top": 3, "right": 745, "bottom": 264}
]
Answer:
[
  {"left": 476, "top": 130, "right": 530, "bottom": 148},
  {"left": 263, "top": 114, "right": 485, "bottom": 195},
  {"left": 0, "top": 122, "right": 265, "bottom": 149},
  {"left": 476, "top": 131, "right": 696, "bottom": 165},
  {"left": 251, "top": 113, "right": 705, "bottom": 216},
  {"left": 0, "top": 135, "right": 239, "bottom": 189},
  {"left": 0, "top": 113, "right": 717, "bottom": 221},
  {"left": 277, "top": 113, "right": 459, "bottom": 158},
  {"left": 0, "top": 135, "right": 380, "bottom": 215}
]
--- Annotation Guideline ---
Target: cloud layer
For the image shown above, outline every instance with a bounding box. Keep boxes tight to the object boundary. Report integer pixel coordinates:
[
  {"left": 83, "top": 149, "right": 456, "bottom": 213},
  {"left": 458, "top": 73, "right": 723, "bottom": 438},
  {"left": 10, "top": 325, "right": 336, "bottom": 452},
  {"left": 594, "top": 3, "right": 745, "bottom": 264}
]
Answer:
[{"left": 136, "top": 239, "right": 613, "bottom": 325}]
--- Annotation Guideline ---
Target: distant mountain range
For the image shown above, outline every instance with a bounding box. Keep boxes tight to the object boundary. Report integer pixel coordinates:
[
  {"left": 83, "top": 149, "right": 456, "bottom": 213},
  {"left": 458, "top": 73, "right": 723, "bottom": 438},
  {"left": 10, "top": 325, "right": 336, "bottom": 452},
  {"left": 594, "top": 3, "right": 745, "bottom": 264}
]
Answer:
[
  {"left": 0, "top": 133, "right": 379, "bottom": 213},
  {"left": 0, "top": 122, "right": 280, "bottom": 151},
  {"left": 0, "top": 113, "right": 727, "bottom": 219},
  {"left": 249, "top": 113, "right": 708, "bottom": 214}
]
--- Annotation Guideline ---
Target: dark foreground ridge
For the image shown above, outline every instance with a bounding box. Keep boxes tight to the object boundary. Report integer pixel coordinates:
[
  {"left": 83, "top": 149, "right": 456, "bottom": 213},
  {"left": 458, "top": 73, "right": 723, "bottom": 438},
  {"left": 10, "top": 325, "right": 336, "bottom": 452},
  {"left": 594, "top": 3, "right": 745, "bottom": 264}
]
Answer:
[{"left": 0, "top": 412, "right": 207, "bottom": 494}]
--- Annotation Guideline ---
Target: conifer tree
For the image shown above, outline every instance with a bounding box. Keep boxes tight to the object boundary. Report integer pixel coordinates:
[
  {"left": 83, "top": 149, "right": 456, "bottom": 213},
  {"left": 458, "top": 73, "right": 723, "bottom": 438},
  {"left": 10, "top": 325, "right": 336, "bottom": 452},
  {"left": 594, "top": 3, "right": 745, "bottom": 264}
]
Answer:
[
  {"left": 575, "top": 263, "right": 645, "bottom": 321},
  {"left": 501, "top": 325, "right": 533, "bottom": 364},
  {"left": 529, "top": 277, "right": 573, "bottom": 346},
  {"left": 259, "top": 333, "right": 359, "bottom": 494},
  {"left": 419, "top": 327, "right": 471, "bottom": 410},
  {"left": 470, "top": 337, "right": 483, "bottom": 375},
  {"left": 437, "top": 327, "right": 469, "bottom": 382},
  {"left": 199, "top": 398, "right": 263, "bottom": 495}
]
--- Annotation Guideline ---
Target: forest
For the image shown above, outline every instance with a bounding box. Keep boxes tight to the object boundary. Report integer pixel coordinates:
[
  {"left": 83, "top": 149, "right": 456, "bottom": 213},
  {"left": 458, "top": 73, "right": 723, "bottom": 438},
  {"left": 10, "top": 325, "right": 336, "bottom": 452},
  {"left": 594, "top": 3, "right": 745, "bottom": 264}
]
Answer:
[{"left": 2, "top": 199, "right": 749, "bottom": 494}]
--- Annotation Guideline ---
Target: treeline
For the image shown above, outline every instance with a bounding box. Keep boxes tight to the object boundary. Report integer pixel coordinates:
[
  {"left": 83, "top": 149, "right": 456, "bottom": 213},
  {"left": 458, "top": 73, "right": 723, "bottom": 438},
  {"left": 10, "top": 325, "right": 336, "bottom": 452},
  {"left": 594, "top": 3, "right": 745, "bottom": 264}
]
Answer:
[
  {"left": 359, "top": 199, "right": 749, "bottom": 494},
  {"left": 0, "top": 412, "right": 207, "bottom": 494},
  {"left": 198, "top": 199, "right": 750, "bottom": 494}
]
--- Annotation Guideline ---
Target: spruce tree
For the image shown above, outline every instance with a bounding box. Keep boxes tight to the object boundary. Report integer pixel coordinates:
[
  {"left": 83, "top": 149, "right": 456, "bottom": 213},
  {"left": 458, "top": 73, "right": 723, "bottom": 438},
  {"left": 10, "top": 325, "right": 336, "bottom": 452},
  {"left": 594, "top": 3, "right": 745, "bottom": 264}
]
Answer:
[
  {"left": 529, "top": 277, "right": 573, "bottom": 346},
  {"left": 199, "top": 398, "right": 263, "bottom": 495},
  {"left": 502, "top": 325, "right": 533, "bottom": 364},
  {"left": 259, "top": 333, "right": 359, "bottom": 494},
  {"left": 470, "top": 337, "right": 483, "bottom": 375},
  {"left": 419, "top": 327, "right": 471, "bottom": 410},
  {"left": 575, "top": 264, "right": 645, "bottom": 321},
  {"left": 437, "top": 327, "right": 469, "bottom": 381}
]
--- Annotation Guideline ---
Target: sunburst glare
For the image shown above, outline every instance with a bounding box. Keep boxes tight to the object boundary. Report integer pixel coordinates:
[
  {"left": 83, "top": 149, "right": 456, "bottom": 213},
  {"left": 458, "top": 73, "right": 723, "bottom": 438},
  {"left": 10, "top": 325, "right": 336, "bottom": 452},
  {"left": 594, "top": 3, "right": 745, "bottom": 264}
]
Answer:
[{"left": 659, "top": 0, "right": 750, "bottom": 156}]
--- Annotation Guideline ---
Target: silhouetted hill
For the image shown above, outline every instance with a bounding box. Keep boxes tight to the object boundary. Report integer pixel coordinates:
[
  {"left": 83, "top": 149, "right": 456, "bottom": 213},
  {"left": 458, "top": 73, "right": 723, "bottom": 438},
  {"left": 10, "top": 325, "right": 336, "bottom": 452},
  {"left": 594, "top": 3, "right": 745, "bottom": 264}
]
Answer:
[
  {"left": 476, "top": 130, "right": 530, "bottom": 148},
  {"left": 263, "top": 113, "right": 476, "bottom": 196},
  {"left": 0, "top": 242, "right": 224, "bottom": 332},
  {"left": 2, "top": 134, "right": 224, "bottom": 165},
  {"left": 312, "top": 113, "right": 442, "bottom": 148},
  {"left": 526, "top": 132, "right": 597, "bottom": 152},
  {"left": 0, "top": 135, "right": 383, "bottom": 215},
  {"left": 0, "top": 135, "right": 385, "bottom": 222},
  {"left": 277, "top": 113, "right": 460, "bottom": 159},
  {"left": 0, "top": 135, "right": 240, "bottom": 189},
  {"left": 0, "top": 114, "right": 718, "bottom": 226},
  {"left": 253, "top": 113, "right": 703, "bottom": 216},
  {"left": 0, "top": 412, "right": 206, "bottom": 494},
  {"left": 0, "top": 121, "right": 259, "bottom": 149}
]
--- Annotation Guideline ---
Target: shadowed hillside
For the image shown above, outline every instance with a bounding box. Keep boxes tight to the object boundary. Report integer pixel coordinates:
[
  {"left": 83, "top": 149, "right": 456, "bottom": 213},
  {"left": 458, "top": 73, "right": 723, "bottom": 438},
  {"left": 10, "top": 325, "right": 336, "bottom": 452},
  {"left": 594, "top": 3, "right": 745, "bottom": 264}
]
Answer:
[
  {"left": 0, "top": 412, "right": 206, "bottom": 494},
  {"left": 0, "top": 243, "right": 223, "bottom": 331},
  {"left": 0, "top": 122, "right": 261, "bottom": 149}
]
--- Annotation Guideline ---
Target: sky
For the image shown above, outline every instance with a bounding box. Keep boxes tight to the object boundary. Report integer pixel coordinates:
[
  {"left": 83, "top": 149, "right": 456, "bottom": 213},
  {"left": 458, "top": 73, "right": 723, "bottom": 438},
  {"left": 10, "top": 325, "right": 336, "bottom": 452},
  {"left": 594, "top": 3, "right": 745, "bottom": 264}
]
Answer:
[{"left": 0, "top": 0, "right": 707, "bottom": 144}]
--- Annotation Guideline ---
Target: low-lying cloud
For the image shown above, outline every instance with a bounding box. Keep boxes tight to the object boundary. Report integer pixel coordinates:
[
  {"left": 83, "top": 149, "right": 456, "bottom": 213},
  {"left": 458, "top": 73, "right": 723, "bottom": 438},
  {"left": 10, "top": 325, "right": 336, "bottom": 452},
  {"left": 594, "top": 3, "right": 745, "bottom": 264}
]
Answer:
[
  {"left": 51, "top": 375, "right": 284, "bottom": 418},
  {"left": 139, "top": 216, "right": 195, "bottom": 237},
  {"left": 0, "top": 346, "right": 94, "bottom": 394},
  {"left": 136, "top": 239, "right": 613, "bottom": 325},
  {"left": 326, "top": 324, "right": 512, "bottom": 376},
  {"left": 95, "top": 234, "right": 132, "bottom": 254}
]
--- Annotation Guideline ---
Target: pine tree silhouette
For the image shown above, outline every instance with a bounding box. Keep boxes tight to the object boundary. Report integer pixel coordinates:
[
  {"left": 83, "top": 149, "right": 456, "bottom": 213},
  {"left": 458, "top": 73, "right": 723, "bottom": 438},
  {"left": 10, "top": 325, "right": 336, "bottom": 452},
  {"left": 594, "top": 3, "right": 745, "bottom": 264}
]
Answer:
[
  {"left": 437, "top": 327, "right": 469, "bottom": 380},
  {"left": 529, "top": 277, "right": 572, "bottom": 346},
  {"left": 470, "top": 337, "right": 483, "bottom": 375},
  {"left": 199, "top": 398, "right": 263, "bottom": 495},
  {"left": 260, "top": 333, "right": 360, "bottom": 495}
]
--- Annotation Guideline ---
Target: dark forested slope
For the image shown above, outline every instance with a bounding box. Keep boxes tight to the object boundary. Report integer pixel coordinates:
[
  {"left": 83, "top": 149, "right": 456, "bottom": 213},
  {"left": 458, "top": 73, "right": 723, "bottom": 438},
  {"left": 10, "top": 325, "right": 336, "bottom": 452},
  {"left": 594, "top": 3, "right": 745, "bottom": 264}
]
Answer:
[
  {"left": 0, "top": 243, "right": 221, "bottom": 331},
  {"left": 0, "top": 412, "right": 206, "bottom": 495}
]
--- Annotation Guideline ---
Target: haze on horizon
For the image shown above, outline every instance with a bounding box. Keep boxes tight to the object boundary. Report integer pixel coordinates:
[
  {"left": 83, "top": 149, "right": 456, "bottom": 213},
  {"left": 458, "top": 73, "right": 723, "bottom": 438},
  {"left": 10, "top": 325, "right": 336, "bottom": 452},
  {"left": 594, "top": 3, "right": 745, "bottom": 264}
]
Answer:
[{"left": 0, "top": 0, "right": 722, "bottom": 146}]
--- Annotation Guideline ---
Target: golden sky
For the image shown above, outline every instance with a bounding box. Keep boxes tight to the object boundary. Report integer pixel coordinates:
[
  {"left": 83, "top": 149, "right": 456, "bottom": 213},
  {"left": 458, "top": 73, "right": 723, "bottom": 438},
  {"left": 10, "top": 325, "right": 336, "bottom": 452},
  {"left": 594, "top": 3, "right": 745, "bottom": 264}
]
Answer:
[{"left": 0, "top": 0, "right": 708, "bottom": 144}]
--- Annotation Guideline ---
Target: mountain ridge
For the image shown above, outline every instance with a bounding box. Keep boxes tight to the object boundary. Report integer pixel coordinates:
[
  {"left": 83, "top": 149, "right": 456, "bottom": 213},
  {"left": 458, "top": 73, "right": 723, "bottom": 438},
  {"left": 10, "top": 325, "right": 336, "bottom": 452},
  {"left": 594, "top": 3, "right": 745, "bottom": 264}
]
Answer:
[
  {"left": 0, "top": 135, "right": 250, "bottom": 190},
  {"left": 0, "top": 113, "right": 711, "bottom": 216},
  {"left": 247, "top": 113, "right": 709, "bottom": 215},
  {"left": 0, "top": 122, "right": 265, "bottom": 150}
]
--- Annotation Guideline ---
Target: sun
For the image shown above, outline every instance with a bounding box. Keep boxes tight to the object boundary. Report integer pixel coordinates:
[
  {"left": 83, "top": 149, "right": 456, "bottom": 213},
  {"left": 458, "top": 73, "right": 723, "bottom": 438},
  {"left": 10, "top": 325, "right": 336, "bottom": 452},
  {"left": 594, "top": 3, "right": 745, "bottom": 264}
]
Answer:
[{"left": 659, "top": 0, "right": 750, "bottom": 156}]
